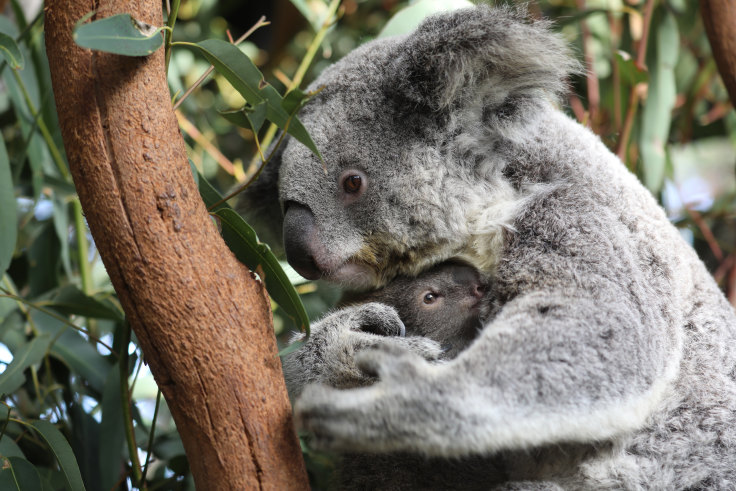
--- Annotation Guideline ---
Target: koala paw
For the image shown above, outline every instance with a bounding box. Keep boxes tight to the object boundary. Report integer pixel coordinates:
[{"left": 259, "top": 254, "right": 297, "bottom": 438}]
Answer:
[
  {"left": 354, "top": 343, "right": 427, "bottom": 379},
  {"left": 295, "top": 347, "right": 440, "bottom": 453},
  {"left": 345, "top": 302, "right": 406, "bottom": 337}
]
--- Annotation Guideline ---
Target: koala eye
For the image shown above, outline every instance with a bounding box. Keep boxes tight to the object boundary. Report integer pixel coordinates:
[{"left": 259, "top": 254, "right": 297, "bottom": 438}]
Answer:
[
  {"left": 423, "top": 292, "right": 440, "bottom": 305},
  {"left": 344, "top": 175, "right": 362, "bottom": 193},
  {"left": 338, "top": 169, "right": 368, "bottom": 204}
]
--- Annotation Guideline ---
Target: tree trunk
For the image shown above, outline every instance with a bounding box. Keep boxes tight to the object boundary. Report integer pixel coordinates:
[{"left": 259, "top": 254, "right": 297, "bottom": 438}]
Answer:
[
  {"left": 44, "top": 1, "right": 308, "bottom": 488},
  {"left": 702, "top": 0, "right": 736, "bottom": 106}
]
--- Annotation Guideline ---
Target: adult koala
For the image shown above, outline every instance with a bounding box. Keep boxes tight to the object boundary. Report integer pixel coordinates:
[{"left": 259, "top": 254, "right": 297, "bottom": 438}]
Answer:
[{"left": 241, "top": 5, "right": 736, "bottom": 489}]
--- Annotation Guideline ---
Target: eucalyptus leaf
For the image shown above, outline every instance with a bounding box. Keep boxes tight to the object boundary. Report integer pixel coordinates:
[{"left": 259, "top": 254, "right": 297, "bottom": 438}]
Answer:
[
  {"left": 639, "top": 8, "right": 679, "bottom": 193},
  {"left": 0, "top": 457, "right": 42, "bottom": 491},
  {"left": 195, "top": 174, "right": 310, "bottom": 338},
  {"left": 215, "top": 208, "right": 310, "bottom": 337},
  {"left": 98, "top": 363, "right": 124, "bottom": 491},
  {"left": 189, "top": 40, "right": 322, "bottom": 161},
  {"left": 73, "top": 13, "right": 163, "bottom": 57},
  {"left": 0, "top": 434, "right": 24, "bottom": 459},
  {"left": 220, "top": 101, "right": 267, "bottom": 134},
  {"left": 52, "top": 196, "right": 72, "bottom": 279},
  {"left": 0, "top": 32, "right": 23, "bottom": 69},
  {"left": 32, "top": 311, "right": 110, "bottom": 393},
  {"left": 0, "top": 334, "right": 52, "bottom": 396},
  {"left": 0, "top": 137, "right": 17, "bottom": 275},
  {"left": 281, "top": 88, "right": 309, "bottom": 116},
  {"left": 47, "top": 285, "right": 123, "bottom": 321},
  {"left": 30, "top": 420, "right": 87, "bottom": 491},
  {"left": 615, "top": 51, "right": 648, "bottom": 86}
]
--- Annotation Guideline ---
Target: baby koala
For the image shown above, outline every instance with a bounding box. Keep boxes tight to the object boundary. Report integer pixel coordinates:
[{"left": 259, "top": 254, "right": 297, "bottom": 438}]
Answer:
[{"left": 342, "top": 261, "right": 488, "bottom": 358}]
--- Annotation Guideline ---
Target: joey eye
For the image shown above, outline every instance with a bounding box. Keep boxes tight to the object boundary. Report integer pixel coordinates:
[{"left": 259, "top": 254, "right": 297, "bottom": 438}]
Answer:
[{"left": 338, "top": 169, "right": 368, "bottom": 204}]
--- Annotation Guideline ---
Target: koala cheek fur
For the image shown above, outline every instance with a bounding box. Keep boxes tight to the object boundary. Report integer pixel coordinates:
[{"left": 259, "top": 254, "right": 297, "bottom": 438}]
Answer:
[{"left": 241, "top": 4, "right": 736, "bottom": 489}]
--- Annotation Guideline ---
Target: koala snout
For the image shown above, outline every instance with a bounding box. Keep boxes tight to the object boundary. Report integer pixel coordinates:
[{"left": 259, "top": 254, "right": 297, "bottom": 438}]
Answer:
[{"left": 283, "top": 202, "right": 322, "bottom": 280}]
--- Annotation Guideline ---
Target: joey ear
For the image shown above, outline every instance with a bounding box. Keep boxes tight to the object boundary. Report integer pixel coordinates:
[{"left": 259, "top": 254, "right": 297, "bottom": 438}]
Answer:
[
  {"left": 234, "top": 136, "right": 287, "bottom": 254},
  {"left": 387, "top": 5, "right": 580, "bottom": 112}
]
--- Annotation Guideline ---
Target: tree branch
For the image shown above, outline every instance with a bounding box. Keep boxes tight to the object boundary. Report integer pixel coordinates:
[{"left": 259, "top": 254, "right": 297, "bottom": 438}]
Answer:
[{"left": 43, "top": 0, "right": 307, "bottom": 488}]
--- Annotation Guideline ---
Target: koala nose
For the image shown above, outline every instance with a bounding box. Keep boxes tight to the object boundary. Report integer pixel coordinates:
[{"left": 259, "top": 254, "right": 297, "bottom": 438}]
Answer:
[{"left": 283, "top": 202, "right": 322, "bottom": 280}]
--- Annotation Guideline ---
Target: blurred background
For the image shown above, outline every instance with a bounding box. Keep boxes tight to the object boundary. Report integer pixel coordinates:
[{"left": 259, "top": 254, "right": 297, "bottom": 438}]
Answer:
[{"left": 0, "top": 0, "right": 734, "bottom": 488}]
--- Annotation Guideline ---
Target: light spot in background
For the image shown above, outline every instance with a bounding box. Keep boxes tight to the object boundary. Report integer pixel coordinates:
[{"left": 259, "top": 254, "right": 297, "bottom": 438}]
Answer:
[
  {"left": 34, "top": 198, "right": 54, "bottom": 221},
  {"left": 0, "top": 343, "right": 12, "bottom": 374}
]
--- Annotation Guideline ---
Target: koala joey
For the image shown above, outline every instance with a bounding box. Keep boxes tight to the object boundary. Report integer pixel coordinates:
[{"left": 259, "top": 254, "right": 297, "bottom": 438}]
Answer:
[
  {"left": 341, "top": 261, "right": 488, "bottom": 358},
  {"left": 241, "top": 5, "right": 736, "bottom": 489}
]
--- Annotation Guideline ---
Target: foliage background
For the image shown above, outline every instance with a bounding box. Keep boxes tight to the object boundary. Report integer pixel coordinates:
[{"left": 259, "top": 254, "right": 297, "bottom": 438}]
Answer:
[{"left": 0, "top": 0, "right": 733, "bottom": 489}]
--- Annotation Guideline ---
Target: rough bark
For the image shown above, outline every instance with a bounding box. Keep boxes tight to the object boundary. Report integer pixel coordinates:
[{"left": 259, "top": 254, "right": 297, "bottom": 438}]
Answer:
[
  {"left": 702, "top": 0, "right": 736, "bottom": 107},
  {"left": 44, "top": 0, "right": 308, "bottom": 488}
]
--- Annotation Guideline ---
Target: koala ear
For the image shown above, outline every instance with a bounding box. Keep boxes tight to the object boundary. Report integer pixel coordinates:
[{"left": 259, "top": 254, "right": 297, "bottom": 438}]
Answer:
[
  {"left": 234, "top": 137, "right": 286, "bottom": 254},
  {"left": 387, "top": 5, "right": 580, "bottom": 112}
]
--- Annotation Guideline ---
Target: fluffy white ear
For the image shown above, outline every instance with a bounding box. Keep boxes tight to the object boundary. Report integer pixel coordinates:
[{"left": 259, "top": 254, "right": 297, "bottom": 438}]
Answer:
[{"left": 386, "top": 5, "right": 580, "bottom": 112}]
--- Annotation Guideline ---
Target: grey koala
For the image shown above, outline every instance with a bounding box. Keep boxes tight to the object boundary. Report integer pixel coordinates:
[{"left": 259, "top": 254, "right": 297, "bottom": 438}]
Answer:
[{"left": 241, "top": 5, "right": 736, "bottom": 489}]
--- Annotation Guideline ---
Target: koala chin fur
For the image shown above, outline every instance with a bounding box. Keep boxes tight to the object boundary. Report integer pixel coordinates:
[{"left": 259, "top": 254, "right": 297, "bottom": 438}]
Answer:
[{"left": 239, "top": 5, "right": 736, "bottom": 490}]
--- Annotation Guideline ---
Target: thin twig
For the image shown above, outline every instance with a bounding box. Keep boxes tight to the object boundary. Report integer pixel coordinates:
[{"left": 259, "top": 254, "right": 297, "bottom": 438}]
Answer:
[
  {"left": 120, "top": 324, "right": 143, "bottom": 486},
  {"left": 685, "top": 206, "right": 723, "bottom": 262},
  {"left": 172, "top": 16, "right": 269, "bottom": 111},
  {"left": 140, "top": 389, "right": 163, "bottom": 485},
  {"left": 576, "top": 0, "right": 600, "bottom": 128},
  {"left": 176, "top": 111, "right": 236, "bottom": 175}
]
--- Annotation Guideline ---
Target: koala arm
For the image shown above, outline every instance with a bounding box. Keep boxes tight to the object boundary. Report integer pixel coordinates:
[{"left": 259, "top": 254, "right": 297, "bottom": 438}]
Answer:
[
  {"left": 295, "top": 286, "right": 683, "bottom": 456},
  {"left": 282, "top": 302, "right": 445, "bottom": 399}
]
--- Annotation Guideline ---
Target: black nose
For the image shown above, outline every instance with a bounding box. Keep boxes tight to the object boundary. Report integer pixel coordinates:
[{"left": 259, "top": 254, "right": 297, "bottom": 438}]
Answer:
[{"left": 283, "top": 202, "right": 322, "bottom": 280}]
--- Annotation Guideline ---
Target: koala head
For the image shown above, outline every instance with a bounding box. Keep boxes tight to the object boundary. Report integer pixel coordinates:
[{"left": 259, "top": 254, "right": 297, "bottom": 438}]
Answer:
[
  {"left": 343, "top": 261, "right": 489, "bottom": 354},
  {"left": 241, "top": 6, "right": 577, "bottom": 289}
]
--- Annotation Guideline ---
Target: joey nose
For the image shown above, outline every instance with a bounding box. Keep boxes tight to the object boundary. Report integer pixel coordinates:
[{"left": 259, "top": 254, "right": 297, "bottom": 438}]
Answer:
[{"left": 283, "top": 202, "right": 322, "bottom": 280}]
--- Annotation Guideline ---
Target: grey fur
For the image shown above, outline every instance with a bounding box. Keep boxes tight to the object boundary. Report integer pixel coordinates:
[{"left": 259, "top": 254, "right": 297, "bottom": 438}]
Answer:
[{"left": 245, "top": 5, "right": 736, "bottom": 489}]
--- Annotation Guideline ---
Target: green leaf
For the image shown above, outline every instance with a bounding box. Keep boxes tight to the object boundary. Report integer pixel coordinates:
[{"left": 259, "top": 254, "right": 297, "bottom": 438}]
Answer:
[
  {"left": 52, "top": 196, "right": 72, "bottom": 279},
  {"left": 32, "top": 311, "right": 110, "bottom": 393},
  {"left": 214, "top": 208, "right": 310, "bottom": 337},
  {"left": 281, "top": 88, "right": 308, "bottom": 116},
  {"left": 195, "top": 175, "right": 310, "bottom": 339},
  {"left": 30, "top": 420, "right": 86, "bottom": 491},
  {"left": 189, "top": 39, "right": 322, "bottom": 161},
  {"left": 639, "top": 8, "right": 679, "bottom": 193},
  {"left": 196, "top": 169, "right": 230, "bottom": 213},
  {"left": 615, "top": 51, "right": 648, "bottom": 86},
  {"left": 73, "top": 13, "right": 163, "bottom": 57},
  {"left": 0, "top": 334, "right": 53, "bottom": 396},
  {"left": 0, "top": 434, "right": 24, "bottom": 459},
  {"left": 47, "top": 285, "right": 123, "bottom": 321},
  {"left": 0, "top": 457, "right": 42, "bottom": 491},
  {"left": 0, "top": 137, "right": 17, "bottom": 276},
  {"left": 0, "top": 32, "right": 23, "bottom": 69},
  {"left": 193, "top": 39, "right": 265, "bottom": 105},
  {"left": 28, "top": 224, "right": 61, "bottom": 297},
  {"left": 98, "top": 363, "right": 124, "bottom": 491},
  {"left": 220, "top": 101, "right": 267, "bottom": 134}
]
